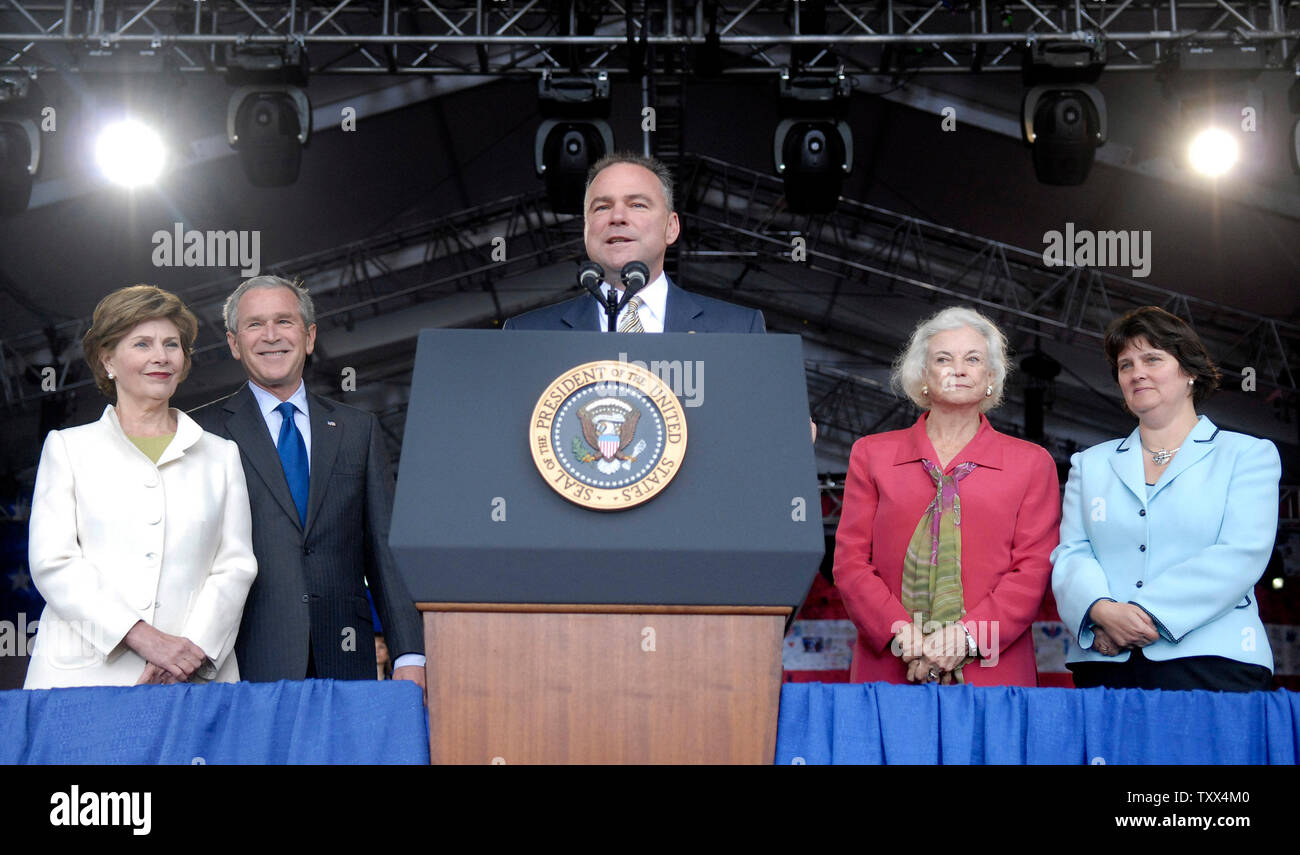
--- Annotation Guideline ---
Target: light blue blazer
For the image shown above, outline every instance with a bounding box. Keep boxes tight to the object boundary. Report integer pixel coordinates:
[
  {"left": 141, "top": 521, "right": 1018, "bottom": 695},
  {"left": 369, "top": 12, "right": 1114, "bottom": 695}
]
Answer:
[{"left": 1051, "top": 416, "right": 1280, "bottom": 670}]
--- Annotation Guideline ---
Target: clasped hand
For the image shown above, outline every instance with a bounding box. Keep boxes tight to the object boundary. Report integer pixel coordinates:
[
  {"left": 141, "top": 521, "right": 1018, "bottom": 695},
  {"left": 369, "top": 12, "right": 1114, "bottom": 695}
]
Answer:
[
  {"left": 1087, "top": 601, "right": 1158, "bottom": 656},
  {"left": 125, "top": 621, "right": 208, "bottom": 685},
  {"left": 895, "top": 623, "right": 974, "bottom": 685}
]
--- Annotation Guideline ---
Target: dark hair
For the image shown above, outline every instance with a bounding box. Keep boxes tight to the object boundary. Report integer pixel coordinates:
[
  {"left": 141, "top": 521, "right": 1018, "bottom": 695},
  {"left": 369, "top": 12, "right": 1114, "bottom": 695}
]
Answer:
[
  {"left": 83, "top": 285, "right": 198, "bottom": 399},
  {"left": 585, "top": 152, "right": 674, "bottom": 213},
  {"left": 1103, "top": 306, "right": 1220, "bottom": 405}
]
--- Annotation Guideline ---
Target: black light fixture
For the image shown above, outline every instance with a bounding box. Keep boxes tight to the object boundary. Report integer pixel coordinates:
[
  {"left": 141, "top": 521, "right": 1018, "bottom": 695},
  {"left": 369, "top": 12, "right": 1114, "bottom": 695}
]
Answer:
[
  {"left": 0, "top": 77, "right": 40, "bottom": 216},
  {"left": 1021, "top": 42, "right": 1107, "bottom": 186},
  {"left": 534, "top": 71, "right": 613, "bottom": 215},
  {"left": 1020, "top": 347, "right": 1061, "bottom": 442},
  {"left": 773, "top": 69, "right": 853, "bottom": 214},
  {"left": 225, "top": 44, "right": 311, "bottom": 187}
]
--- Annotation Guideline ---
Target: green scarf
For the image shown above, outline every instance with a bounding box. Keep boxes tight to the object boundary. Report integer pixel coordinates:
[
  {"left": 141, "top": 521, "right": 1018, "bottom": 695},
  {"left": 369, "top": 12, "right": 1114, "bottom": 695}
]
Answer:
[{"left": 901, "top": 459, "right": 977, "bottom": 682}]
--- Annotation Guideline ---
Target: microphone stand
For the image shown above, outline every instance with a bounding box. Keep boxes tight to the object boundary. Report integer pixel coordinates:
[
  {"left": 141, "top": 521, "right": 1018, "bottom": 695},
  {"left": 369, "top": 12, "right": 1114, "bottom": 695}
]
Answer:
[{"left": 603, "top": 288, "right": 621, "bottom": 333}]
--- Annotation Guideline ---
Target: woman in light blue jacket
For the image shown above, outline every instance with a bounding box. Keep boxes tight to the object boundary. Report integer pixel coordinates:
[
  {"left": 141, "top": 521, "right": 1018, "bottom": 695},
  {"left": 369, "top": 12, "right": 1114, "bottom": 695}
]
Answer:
[{"left": 1052, "top": 306, "right": 1279, "bottom": 691}]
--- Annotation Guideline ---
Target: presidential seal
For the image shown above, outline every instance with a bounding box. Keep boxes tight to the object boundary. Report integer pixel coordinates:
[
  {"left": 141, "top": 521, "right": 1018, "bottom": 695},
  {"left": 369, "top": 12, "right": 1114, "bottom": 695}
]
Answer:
[{"left": 530, "top": 360, "right": 687, "bottom": 510}]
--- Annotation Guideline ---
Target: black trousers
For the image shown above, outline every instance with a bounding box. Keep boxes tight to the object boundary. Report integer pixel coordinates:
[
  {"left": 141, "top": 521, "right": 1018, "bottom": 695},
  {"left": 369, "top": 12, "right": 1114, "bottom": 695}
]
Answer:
[{"left": 1068, "top": 647, "right": 1272, "bottom": 692}]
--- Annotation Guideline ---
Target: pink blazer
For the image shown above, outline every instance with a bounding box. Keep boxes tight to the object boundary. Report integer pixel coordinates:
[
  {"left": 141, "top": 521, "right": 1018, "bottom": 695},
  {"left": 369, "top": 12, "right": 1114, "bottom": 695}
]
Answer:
[{"left": 833, "top": 413, "right": 1060, "bottom": 686}]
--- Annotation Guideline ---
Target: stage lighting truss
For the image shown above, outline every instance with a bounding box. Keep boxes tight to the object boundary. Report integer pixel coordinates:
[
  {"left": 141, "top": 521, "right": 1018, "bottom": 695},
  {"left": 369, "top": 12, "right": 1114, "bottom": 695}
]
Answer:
[
  {"left": 1, "top": 2, "right": 1297, "bottom": 77},
  {"left": 534, "top": 71, "right": 613, "bottom": 215}
]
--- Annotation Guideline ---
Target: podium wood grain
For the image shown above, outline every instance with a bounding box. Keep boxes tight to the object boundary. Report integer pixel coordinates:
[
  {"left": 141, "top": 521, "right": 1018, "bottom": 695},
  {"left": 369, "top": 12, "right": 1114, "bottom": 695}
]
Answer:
[{"left": 422, "top": 607, "right": 788, "bottom": 764}]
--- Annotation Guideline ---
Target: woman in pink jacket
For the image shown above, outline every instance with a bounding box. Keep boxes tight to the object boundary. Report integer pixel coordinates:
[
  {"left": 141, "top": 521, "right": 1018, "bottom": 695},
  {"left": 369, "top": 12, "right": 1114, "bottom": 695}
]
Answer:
[{"left": 833, "top": 306, "right": 1060, "bottom": 686}]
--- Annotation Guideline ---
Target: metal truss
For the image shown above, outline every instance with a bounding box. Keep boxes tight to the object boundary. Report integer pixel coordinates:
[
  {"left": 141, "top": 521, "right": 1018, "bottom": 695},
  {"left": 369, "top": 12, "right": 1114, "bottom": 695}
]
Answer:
[
  {"left": 3, "top": 152, "right": 1295, "bottom": 412},
  {"left": 0, "top": 190, "right": 581, "bottom": 407},
  {"left": 677, "top": 155, "right": 1300, "bottom": 396},
  {"left": 2, "top": 0, "right": 1297, "bottom": 76}
]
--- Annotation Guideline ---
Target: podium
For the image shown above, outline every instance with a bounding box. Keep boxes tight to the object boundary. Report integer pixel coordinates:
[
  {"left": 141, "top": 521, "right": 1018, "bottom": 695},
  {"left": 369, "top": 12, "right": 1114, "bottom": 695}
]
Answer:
[{"left": 390, "top": 329, "right": 823, "bottom": 764}]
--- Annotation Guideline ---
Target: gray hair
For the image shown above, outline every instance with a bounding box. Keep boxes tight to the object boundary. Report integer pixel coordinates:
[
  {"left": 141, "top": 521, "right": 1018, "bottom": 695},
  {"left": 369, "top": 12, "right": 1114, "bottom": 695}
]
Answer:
[
  {"left": 891, "top": 306, "right": 1010, "bottom": 413},
  {"left": 585, "top": 152, "right": 675, "bottom": 214},
  {"left": 223, "top": 275, "right": 316, "bottom": 332}
]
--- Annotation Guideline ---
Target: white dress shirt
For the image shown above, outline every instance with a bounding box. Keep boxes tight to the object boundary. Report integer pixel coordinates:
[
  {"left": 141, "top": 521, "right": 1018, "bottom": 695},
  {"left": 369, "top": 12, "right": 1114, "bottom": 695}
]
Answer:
[
  {"left": 248, "top": 380, "right": 312, "bottom": 468},
  {"left": 598, "top": 272, "right": 669, "bottom": 332}
]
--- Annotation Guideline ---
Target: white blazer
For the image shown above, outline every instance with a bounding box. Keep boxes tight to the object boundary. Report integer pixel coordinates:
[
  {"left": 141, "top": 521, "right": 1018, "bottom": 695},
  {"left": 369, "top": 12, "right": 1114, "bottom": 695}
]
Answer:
[{"left": 24, "top": 405, "right": 257, "bottom": 689}]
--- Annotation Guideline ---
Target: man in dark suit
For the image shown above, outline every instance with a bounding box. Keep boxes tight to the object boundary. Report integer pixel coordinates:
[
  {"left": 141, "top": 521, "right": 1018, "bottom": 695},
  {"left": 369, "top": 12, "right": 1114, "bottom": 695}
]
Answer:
[
  {"left": 191, "top": 276, "right": 425, "bottom": 691},
  {"left": 503, "top": 153, "right": 766, "bottom": 333}
]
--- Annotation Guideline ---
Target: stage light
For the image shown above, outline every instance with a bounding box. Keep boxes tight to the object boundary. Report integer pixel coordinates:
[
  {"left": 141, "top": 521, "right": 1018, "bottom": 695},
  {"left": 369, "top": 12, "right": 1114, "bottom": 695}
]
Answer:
[
  {"left": 0, "top": 78, "right": 39, "bottom": 215},
  {"left": 1272, "top": 576, "right": 1284, "bottom": 590},
  {"left": 534, "top": 72, "right": 613, "bottom": 215},
  {"left": 1021, "top": 85, "right": 1106, "bottom": 186},
  {"left": 95, "top": 119, "right": 165, "bottom": 187},
  {"left": 1187, "top": 127, "right": 1238, "bottom": 177},
  {"left": 227, "top": 86, "right": 311, "bottom": 187},
  {"left": 774, "top": 120, "right": 851, "bottom": 214},
  {"left": 773, "top": 70, "right": 853, "bottom": 214},
  {"left": 536, "top": 121, "right": 612, "bottom": 215}
]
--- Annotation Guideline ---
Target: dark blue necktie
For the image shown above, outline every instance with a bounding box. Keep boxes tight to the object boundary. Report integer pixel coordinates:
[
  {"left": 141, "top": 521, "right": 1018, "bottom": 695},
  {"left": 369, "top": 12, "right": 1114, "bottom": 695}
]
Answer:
[{"left": 275, "top": 401, "right": 309, "bottom": 525}]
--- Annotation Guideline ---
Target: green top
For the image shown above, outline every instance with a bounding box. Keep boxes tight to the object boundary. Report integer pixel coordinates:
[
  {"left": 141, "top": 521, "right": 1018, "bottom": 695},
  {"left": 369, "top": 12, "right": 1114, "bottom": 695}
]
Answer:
[{"left": 128, "top": 433, "right": 175, "bottom": 464}]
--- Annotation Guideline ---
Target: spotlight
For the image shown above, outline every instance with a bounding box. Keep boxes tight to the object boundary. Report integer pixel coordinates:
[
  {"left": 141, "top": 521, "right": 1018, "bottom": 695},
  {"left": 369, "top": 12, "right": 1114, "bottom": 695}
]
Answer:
[
  {"left": 95, "top": 119, "right": 166, "bottom": 187},
  {"left": 773, "top": 70, "right": 853, "bottom": 214},
  {"left": 1022, "top": 84, "right": 1106, "bottom": 186},
  {"left": 0, "top": 78, "right": 39, "bottom": 215},
  {"left": 1187, "top": 127, "right": 1238, "bottom": 177},
  {"left": 227, "top": 85, "right": 311, "bottom": 187},
  {"left": 534, "top": 72, "right": 612, "bottom": 215},
  {"left": 536, "top": 121, "right": 613, "bottom": 214}
]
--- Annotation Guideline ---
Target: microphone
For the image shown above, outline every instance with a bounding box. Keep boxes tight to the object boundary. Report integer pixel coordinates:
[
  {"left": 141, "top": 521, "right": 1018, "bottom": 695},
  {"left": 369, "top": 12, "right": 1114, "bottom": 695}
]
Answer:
[
  {"left": 620, "top": 261, "right": 649, "bottom": 296},
  {"left": 578, "top": 261, "right": 605, "bottom": 300}
]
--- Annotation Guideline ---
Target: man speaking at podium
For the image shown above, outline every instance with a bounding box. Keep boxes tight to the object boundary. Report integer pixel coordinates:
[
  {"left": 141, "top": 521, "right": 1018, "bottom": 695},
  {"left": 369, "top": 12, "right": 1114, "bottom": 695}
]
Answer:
[{"left": 503, "top": 153, "right": 766, "bottom": 334}]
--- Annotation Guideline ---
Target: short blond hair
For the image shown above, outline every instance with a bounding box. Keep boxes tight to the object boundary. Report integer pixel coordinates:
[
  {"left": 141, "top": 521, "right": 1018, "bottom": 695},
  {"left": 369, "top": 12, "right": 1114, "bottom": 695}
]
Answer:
[{"left": 83, "top": 285, "right": 198, "bottom": 399}]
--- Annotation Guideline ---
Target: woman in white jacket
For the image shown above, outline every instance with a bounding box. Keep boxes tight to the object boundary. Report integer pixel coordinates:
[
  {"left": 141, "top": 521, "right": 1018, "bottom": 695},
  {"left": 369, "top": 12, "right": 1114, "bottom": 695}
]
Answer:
[{"left": 25, "top": 285, "right": 257, "bottom": 689}]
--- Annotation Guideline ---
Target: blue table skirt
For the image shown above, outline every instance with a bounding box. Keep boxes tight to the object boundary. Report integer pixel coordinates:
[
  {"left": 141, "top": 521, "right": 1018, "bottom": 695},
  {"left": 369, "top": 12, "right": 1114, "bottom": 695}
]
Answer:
[
  {"left": 1, "top": 679, "right": 429, "bottom": 764},
  {"left": 775, "top": 682, "right": 1300, "bottom": 765},
  {"left": 9, "top": 678, "right": 1295, "bottom": 764}
]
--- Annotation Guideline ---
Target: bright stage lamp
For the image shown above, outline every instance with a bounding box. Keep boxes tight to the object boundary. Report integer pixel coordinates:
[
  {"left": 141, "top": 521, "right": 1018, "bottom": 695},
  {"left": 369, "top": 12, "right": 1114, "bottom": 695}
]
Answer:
[
  {"left": 1187, "top": 127, "right": 1238, "bottom": 177},
  {"left": 95, "top": 119, "right": 165, "bottom": 187}
]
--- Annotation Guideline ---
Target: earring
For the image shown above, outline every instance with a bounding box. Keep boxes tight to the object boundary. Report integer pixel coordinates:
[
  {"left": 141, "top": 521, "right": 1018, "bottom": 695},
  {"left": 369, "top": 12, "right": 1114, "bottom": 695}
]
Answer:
[
  {"left": 986, "top": 384, "right": 993, "bottom": 397},
  {"left": 921, "top": 385, "right": 928, "bottom": 396},
  {"left": 107, "top": 371, "right": 114, "bottom": 380},
  {"left": 1188, "top": 378, "right": 1194, "bottom": 386}
]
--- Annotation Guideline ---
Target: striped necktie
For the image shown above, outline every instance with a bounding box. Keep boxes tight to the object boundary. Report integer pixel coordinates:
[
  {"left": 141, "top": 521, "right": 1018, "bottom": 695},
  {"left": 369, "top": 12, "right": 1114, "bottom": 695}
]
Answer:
[{"left": 617, "top": 295, "right": 645, "bottom": 332}]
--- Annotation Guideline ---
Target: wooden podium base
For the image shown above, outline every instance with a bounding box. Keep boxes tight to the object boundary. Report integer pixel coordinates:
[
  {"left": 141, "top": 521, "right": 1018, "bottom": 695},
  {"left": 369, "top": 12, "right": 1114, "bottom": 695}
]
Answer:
[{"left": 419, "top": 603, "right": 789, "bottom": 765}]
